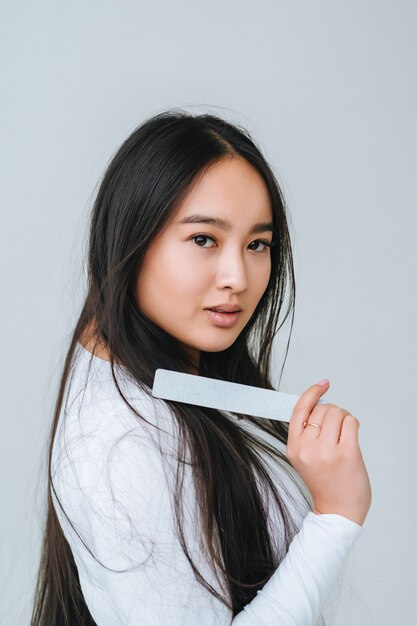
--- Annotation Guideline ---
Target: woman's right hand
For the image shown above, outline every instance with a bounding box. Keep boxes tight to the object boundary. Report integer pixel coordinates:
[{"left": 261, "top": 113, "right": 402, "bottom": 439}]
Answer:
[{"left": 286, "top": 381, "right": 372, "bottom": 526}]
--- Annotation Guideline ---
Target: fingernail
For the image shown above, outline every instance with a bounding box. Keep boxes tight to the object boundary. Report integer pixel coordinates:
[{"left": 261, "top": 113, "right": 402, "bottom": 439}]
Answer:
[{"left": 317, "top": 379, "right": 330, "bottom": 386}]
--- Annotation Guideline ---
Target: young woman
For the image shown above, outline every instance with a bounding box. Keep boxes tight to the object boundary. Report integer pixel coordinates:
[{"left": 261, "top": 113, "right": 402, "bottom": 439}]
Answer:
[{"left": 31, "top": 109, "right": 371, "bottom": 625}]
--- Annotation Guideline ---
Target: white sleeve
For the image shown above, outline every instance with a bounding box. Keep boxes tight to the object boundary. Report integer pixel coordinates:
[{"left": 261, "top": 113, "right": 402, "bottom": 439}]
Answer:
[
  {"left": 232, "top": 511, "right": 363, "bottom": 625},
  {"left": 52, "top": 410, "right": 363, "bottom": 626}
]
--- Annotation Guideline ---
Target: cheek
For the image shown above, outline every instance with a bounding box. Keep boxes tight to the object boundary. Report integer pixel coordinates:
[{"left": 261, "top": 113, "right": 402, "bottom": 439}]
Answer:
[
  {"left": 251, "top": 258, "right": 271, "bottom": 293},
  {"left": 138, "top": 241, "right": 208, "bottom": 310},
  {"left": 164, "top": 250, "right": 206, "bottom": 299}
]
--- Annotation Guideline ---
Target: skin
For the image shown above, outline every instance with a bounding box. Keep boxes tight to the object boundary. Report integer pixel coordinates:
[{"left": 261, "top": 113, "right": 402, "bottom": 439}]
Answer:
[
  {"left": 288, "top": 382, "right": 372, "bottom": 526},
  {"left": 134, "top": 155, "right": 274, "bottom": 372}
]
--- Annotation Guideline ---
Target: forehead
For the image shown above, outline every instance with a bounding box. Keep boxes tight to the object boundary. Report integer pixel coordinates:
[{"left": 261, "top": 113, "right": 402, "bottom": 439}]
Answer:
[{"left": 173, "top": 156, "right": 272, "bottom": 223}]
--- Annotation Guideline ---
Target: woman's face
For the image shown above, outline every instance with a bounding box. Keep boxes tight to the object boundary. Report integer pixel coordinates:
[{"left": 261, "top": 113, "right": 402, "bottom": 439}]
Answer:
[{"left": 135, "top": 155, "right": 274, "bottom": 368}]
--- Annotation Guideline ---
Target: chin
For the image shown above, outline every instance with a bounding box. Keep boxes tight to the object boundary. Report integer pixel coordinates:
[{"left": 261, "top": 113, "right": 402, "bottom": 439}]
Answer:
[{"left": 199, "top": 338, "right": 237, "bottom": 353}]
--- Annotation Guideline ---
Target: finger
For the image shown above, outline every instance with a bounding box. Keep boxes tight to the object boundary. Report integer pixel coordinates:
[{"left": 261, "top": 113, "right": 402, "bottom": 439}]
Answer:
[
  {"left": 319, "top": 407, "right": 350, "bottom": 445},
  {"left": 289, "top": 381, "right": 330, "bottom": 440},
  {"left": 338, "top": 414, "right": 360, "bottom": 448},
  {"left": 300, "top": 405, "right": 328, "bottom": 440}
]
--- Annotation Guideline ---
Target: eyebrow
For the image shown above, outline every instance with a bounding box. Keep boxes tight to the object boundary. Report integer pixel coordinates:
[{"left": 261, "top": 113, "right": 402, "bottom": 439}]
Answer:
[{"left": 177, "top": 213, "right": 274, "bottom": 234}]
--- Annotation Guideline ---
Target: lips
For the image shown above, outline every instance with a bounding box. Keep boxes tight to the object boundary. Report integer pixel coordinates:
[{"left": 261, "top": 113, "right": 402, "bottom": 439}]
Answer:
[
  {"left": 206, "top": 308, "right": 241, "bottom": 327},
  {"left": 209, "top": 308, "right": 240, "bottom": 313},
  {"left": 206, "top": 304, "right": 242, "bottom": 313}
]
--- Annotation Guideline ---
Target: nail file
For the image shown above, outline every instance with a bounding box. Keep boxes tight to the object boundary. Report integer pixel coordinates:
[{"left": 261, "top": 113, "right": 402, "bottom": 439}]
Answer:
[{"left": 152, "top": 369, "right": 327, "bottom": 422}]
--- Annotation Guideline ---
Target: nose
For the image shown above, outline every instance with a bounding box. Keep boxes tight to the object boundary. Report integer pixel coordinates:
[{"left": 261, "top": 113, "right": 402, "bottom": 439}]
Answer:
[{"left": 214, "top": 246, "right": 248, "bottom": 292}]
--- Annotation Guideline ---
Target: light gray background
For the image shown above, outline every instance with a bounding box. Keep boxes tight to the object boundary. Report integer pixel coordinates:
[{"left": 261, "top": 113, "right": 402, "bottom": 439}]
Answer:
[{"left": 1, "top": 1, "right": 416, "bottom": 624}]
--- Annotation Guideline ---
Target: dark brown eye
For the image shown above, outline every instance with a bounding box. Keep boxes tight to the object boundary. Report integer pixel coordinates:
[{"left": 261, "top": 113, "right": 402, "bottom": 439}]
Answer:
[
  {"left": 192, "top": 235, "right": 216, "bottom": 248},
  {"left": 249, "top": 240, "right": 273, "bottom": 253}
]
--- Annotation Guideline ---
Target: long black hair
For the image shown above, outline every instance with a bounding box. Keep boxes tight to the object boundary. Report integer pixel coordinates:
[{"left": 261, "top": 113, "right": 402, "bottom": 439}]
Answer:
[{"left": 31, "top": 109, "right": 318, "bottom": 624}]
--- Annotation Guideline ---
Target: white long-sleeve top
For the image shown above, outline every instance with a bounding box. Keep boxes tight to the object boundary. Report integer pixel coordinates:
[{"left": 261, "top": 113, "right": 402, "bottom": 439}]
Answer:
[{"left": 51, "top": 343, "right": 363, "bottom": 626}]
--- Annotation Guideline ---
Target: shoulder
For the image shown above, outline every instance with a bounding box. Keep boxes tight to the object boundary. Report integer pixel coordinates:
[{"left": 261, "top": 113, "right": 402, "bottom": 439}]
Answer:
[
  {"left": 52, "top": 344, "right": 181, "bottom": 491},
  {"left": 50, "top": 349, "right": 181, "bottom": 555}
]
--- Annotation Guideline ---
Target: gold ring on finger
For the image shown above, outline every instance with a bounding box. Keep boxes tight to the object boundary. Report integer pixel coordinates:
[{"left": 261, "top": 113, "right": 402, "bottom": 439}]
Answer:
[{"left": 302, "top": 421, "right": 322, "bottom": 430}]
